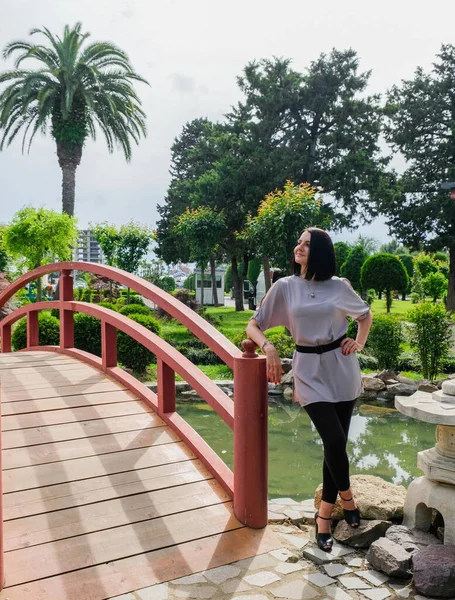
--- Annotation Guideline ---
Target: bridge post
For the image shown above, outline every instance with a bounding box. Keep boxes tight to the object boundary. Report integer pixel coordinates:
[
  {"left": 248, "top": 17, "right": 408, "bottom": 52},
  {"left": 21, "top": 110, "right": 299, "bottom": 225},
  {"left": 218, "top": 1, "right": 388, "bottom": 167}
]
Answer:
[
  {"left": 157, "top": 358, "right": 175, "bottom": 414},
  {"left": 60, "top": 269, "right": 74, "bottom": 348},
  {"left": 27, "top": 311, "right": 39, "bottom": 348},
  {"left": 233, "top": 340, "right": 268, "bottom": 528},
  {"left": 102, "top": 322, "right": 117, "bottom": 369},
  {"left": 0, "top": 324, "right": 11, "bottom": 353}
]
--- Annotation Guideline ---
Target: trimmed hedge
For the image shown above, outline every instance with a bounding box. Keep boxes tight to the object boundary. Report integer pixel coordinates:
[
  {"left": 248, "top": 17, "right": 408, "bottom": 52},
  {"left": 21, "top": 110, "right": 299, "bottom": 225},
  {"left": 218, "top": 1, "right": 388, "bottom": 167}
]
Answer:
[
  {"left": 119, "top": 305, "right": 151, "bottom": 317},
  {"left": 12, "top": 313, "right": 60, "bottom": 350},
  {"left": 117, "top": 314, "right": 161, "bottom": 373},
  {"left": 74, "top": 313, "right": 102, "bottom": 356}
]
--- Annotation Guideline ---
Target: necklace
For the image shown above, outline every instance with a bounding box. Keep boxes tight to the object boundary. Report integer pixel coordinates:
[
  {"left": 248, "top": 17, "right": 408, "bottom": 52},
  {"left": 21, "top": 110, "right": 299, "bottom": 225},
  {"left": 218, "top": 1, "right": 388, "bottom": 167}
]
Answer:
[{"left": 301, "top": 276, "right": 316, "bottom": 298}]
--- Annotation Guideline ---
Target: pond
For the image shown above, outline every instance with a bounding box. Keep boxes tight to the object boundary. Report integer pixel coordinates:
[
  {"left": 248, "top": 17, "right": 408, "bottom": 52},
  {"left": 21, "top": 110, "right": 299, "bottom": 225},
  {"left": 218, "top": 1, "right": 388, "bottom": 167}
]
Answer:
[{"left": 177, "top": 396, "right": 436, "bottom": 501}]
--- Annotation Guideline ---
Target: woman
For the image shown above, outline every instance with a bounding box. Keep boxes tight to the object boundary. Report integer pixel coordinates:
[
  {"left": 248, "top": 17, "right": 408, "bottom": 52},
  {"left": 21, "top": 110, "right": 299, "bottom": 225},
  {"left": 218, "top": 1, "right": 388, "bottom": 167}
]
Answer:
[{"left": 246, "top": 227, "right": 372, "bottom": 552}]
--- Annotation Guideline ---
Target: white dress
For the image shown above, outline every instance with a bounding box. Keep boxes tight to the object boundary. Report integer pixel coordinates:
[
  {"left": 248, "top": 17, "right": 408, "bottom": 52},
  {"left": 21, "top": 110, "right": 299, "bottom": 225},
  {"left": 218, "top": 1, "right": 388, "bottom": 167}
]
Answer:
[{"left": 252, "top": 275, "right": 371, "bottom": 407}]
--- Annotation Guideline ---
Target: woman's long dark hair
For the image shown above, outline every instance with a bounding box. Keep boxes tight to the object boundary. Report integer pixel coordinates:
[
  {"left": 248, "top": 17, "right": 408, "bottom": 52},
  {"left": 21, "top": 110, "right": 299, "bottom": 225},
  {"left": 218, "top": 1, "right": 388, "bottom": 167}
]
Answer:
[{"left": 293, "top": 227, "right": 336, "bottom": 281}]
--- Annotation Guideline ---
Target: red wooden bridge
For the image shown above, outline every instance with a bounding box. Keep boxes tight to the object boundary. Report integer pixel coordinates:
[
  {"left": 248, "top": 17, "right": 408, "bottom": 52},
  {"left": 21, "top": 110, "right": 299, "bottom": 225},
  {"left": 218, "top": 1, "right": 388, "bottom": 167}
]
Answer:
[{"left": 0, "top": 263, "right": 278, "bottom": 600}]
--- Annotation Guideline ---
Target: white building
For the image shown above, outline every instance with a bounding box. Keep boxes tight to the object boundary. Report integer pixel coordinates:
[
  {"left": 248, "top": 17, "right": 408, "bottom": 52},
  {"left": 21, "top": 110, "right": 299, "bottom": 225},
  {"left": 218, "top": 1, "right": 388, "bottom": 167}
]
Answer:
[
  {"left": 74, "top": 229, "right": 104, "bottom": 263},
  {"left": 194, "top": 268, "right": 225, "bottom": 305}
]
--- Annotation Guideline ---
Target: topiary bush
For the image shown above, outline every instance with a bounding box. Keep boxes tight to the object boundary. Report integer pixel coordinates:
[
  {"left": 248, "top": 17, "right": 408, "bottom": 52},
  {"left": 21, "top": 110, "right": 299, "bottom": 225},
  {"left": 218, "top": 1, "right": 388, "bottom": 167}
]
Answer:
[
  {"left": 155, "top": 289, "right": 199, "bottom": 320},
  {"left": 117, "top": 314, "right": 161, "bottom": 373},
  {"left": 361, "top": 253, "right": 409, "bottom": 313},
  {"left": 119, "top": 304, "right": 152, "bottom": 317},
  {"left": 407, "top": 303, "right": 453, "bottom": 380},
  {"left": 163, "top": 330, "right": 222, "bottom": 365},
  {"left": 127, "top": 295, "right": 145, "bottom": 305},
  {"left": 367, "top": 315, "right": 404, "bottom": 370},
  {"left": 357, "top": 353, "right": 378, "bottom": 370},
  {"left": 74, "top": 313, "right": 102, "bottom": 356},
  {"left": 12, "top": 313, "right": 60, "bottom": 350}
]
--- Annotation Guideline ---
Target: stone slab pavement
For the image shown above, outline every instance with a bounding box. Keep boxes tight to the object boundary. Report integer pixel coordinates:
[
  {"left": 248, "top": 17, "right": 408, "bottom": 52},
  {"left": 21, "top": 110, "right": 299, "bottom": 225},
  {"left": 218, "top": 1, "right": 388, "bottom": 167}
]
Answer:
[{"left": 108, "top": 498, "right": 424, "bottom": 600}]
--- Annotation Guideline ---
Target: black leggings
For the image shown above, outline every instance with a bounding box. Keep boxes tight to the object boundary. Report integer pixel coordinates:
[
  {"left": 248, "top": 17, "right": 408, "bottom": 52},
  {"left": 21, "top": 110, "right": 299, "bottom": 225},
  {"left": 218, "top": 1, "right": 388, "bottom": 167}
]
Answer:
[{"left": 304, "top": 400, "right": 356, "bottom": 504}]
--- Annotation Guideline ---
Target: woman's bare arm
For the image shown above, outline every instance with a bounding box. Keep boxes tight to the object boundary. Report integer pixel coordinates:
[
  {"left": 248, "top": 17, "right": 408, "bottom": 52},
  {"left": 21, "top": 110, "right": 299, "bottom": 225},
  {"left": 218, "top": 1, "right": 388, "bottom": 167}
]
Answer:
[{"left": 246, "top": 319, "right": 283, "bottom": 384}]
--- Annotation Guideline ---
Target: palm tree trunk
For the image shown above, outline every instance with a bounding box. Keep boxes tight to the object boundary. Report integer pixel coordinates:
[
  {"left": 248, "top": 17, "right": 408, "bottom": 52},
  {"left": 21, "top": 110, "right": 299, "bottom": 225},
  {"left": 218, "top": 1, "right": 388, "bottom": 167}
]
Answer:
[{"left": 56, "top": 140, "right": 83, "bottom": 216}]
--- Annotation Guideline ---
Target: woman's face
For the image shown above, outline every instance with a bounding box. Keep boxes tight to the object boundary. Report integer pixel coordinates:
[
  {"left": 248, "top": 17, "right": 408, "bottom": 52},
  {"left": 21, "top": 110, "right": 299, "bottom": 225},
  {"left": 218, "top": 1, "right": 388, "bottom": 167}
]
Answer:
[{"left": 294, "top": 230, "right": 311, "bottom": 268}]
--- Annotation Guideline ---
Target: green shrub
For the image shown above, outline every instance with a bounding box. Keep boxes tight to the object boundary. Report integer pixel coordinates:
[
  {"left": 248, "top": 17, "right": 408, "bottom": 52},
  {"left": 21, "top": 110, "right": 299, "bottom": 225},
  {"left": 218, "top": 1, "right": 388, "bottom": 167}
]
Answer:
[
  {"left": 163, "top": 330, "right": 222, "bottom": 365},
  {"left": 117, "top": 314, "right": 161, "bottom": 373},
  {"left": 74, "top": 313, "right": 102, "bottom": 356},
  {"left": 366, "top": 289, "right": 377, "bottom": 306},
  {"left": 12, "top": 313, "right": 60, "bottom": 350},
  {"left": 407, "top": 303, "right": 453, "bottom": 380},
  {"left": 119, "top": 304, "right": 151, "bottom": 317},
  {"left": 156, "top": 276, "right": 176, "bottom": 293},
  {"left": 367, "top": 315, "right": 404, "bottom": 370},
  {"left": 196, "top": 307, "right": 222, "bottom": 327},
  {"left": 97, "top": 302, "right": 118, "bottom": 311},
  {"left": 75, "top": 287, "right": 84, "bottom": 301},
  {"left": 357, "top": 353, "right": 378, "bottom": 370},
  {"left": 82, "top": 288, "right": 94, "bottom": 302},
  {"left": 128, "top": 295, "right": 145, "bottom": 305},
  {"left": 423, "top": 272, "right": 447, "bottom": 302},
  {"left": 184, "top": 274, "right": 195, "bottom": 291},
  {"left": 396, "top": 352, "right": 421, "bottom": 372},
  {"left": 346, "top": 318, "right": 358, "bottom": 340},
  {"left": 50, "top": 308, "right": 60, "bottom": 319},
  {"left": 155, "top": 289, "right": 199, "bottom": 320}
]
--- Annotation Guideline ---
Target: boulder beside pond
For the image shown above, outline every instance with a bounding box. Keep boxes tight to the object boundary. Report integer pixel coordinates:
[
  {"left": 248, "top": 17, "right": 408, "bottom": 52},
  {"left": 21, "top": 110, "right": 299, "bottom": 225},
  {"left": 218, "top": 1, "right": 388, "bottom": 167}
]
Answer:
[{"left": 315, "top": 474, "right": 407, "bottom": 521}]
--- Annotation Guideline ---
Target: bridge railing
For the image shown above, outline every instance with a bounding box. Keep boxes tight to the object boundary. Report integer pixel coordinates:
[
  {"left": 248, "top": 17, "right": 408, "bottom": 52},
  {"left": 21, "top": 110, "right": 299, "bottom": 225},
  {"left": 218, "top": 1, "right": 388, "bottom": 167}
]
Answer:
[{"left": 0, "top": 262, "right": 268, "bottom": 531}]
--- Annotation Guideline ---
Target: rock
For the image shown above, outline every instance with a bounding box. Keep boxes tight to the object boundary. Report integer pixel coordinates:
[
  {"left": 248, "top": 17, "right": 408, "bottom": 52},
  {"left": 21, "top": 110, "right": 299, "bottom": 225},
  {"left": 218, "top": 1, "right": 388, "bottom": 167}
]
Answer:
[
  {"left": 333, "top": 519, "right": 391, "bottom": 548},
  {"left": 442, "top": 380, "right": 455, "bottom": 396},
  {"left": 377, "top": 369, "right": 399, "bottom": 383},
  {"left": 385, "top": 525, "right": 419, "bottom": 554},
  {"left": 386, "top": 383, "right": 417, "bottom": 396},
  {"left": 384, "top": 378, "right": 399, "bottom": 385},
  {"left": 366, "top": 538, "right": 412, "bottom": 578},
  {"left": 281, "top": 358, "right": 293, "bottom": 373},
  {"left": 268, "top": 383, "right": 285, "bottom": 395},
  {"left": 315, "top": 475, "right": 406, "bottom": 521},
  {"left": 359, "top": 390, "right": 381, "bottom": 401},
  {"left": 397, "top": 375, "right": 419, "bottom": 386},
  {"left": 411, "top": 528, "right": 442, "bottom": 548},
  {"left": 283, "top": 387, "right": 293, "bottom": 401},
  {"left": 447, "top": 373, "right": 455, "bottom": 380},
  {"left": 281, "top": 370, "right": 293, "bottom": 385},
  {"left": 413, "top": 546, "right": 455, "bottom": 598},
  {"left": 362, "top": 376, "right": 386, "bottom": 391},
  {"left": 358, "top": 404, "right": 398, "bottom": 417},
  {"left": 418, "top": 383, "right": 439, "bottom": 393}
]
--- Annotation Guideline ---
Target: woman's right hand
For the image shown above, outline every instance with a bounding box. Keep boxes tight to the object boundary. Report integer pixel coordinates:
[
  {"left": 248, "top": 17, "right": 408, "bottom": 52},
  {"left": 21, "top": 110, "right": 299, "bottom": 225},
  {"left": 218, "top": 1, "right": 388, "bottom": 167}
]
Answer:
[{"left": 264, "top": 344, "right": 284, "bottom": 384}]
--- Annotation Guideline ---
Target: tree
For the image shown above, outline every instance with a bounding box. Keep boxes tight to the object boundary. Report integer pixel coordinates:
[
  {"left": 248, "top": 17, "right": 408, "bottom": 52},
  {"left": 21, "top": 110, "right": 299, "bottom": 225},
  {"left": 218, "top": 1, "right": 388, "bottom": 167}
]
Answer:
[
  {"left": 175, "top": 206, "right": 226, "bottom": 306},
  {"left": 334, "top": 242, "right": 351, "bottom": 276},
  {"left": 236, "top": 53, "right": 389, "bottom": 223},
  {"left": 397, "top": 254, "right": 414, "bottom": 300},
  {"left": 115, "top": 222, "right": 153, "bottom": 302},
  {"left": 361, "top": 254, "right": 409, "bottom": 312},
  {"left": 241, "top": 181, "right": 333, "bottom": 282},
  {"left": 413, "top": 253, "right": 438, "bottom": 278},
  {"left": 91, "top": 223, "right": 120, "bottom": 266},
  {"left": 423, "top": 272, "right": 447, "bottom": 302},
  {"left": 383, "top": 44, "right": 455, "bottom": 311},
  {"left": 379, "top": 240, "right": 409, "bottom": 255},
  {"left": 0, "top": 226, "right": 9, "bottom": 272},
  {"left": 4, "top": 207, "right": 77, "bottom": 300},
  {"left": 340, "top": 246, "right": 368, "bottom": 293},
  {"left": 353, "top": 235, "right": 378, "bottom": 256},
  {"left": 0, "top": 23, "right": 148, "bottom": 215}
]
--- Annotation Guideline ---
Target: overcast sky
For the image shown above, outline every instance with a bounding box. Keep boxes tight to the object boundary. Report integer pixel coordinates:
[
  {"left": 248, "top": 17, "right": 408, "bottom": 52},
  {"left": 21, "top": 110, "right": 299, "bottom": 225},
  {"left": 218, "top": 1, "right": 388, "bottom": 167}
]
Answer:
[{"left": 1, "top": 0, "right": 454, "bottom": 246}]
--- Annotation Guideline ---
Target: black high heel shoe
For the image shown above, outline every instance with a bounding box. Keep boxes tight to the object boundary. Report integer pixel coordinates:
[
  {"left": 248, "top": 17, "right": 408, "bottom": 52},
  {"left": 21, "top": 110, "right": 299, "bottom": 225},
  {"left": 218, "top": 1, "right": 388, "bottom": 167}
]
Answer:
[
  {"left": 314, "top": 512, "right": 333, "bottom": 552},
  {"left": 339, "top": 494, "right": 361, "bottom": 528}
]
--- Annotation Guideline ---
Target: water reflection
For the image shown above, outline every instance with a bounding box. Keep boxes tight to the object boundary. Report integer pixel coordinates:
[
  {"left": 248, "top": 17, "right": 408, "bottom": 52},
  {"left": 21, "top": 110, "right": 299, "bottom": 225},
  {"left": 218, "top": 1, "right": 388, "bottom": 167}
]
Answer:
[{"left": 177, "top": 396, "right": 436, "bottom": 501}]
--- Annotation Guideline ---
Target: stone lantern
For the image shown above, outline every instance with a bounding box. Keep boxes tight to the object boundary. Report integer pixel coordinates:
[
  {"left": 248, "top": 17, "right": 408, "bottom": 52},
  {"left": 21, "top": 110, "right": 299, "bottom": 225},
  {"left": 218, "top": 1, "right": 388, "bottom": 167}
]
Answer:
[{"left": 396, "top": 382, "right": 455, "bottom": 544}]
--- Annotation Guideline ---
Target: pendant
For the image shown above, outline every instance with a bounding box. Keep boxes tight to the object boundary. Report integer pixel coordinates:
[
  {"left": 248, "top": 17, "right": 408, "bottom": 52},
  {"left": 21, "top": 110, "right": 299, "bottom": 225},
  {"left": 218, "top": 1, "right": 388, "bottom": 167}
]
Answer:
[{"left": 310, "top": 292, "right": 315, "bottom": 298}]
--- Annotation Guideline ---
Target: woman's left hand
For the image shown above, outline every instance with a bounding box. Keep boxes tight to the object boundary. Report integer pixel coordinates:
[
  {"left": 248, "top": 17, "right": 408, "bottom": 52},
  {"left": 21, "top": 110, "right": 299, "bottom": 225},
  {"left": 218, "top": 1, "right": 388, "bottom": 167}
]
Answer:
[{"left": 340, "top": 338, "right": 364, "bottom": 355}]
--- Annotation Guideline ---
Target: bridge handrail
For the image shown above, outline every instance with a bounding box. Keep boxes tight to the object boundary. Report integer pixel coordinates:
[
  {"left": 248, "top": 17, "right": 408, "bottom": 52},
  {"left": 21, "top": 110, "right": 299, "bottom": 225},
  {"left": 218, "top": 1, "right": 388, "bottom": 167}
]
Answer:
[{"left": 0, "top": 261, "right": 242, "bottom": 369}]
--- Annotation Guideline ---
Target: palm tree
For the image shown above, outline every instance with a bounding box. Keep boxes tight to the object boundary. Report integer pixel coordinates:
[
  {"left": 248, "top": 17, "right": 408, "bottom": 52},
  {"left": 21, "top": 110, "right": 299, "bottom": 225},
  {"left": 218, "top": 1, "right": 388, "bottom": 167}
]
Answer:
[{"left": 0, "top": 23, "right": 148, "bottom": 216}]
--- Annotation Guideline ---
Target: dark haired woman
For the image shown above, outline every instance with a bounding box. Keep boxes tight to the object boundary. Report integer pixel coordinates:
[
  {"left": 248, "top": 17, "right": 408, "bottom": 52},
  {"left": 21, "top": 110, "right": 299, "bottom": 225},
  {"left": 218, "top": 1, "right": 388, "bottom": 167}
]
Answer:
[{"left": 246, "top": 227, "right": 372, "bottom": 552}]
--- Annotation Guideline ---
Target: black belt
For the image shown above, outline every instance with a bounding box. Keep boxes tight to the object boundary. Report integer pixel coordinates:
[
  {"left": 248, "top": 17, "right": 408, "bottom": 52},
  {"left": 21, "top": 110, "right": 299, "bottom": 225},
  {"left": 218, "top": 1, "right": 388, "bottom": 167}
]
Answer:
[{"left": 295, "top": 334, "right": 346, "bottom": 355}]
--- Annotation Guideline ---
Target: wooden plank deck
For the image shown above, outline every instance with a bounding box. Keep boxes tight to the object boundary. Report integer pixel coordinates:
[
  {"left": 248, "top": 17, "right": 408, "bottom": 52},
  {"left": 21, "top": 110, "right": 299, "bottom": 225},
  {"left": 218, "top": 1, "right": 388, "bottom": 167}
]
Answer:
[{"left": 0, "top": 351, "right": 279, "bottom": 600}]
